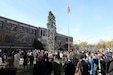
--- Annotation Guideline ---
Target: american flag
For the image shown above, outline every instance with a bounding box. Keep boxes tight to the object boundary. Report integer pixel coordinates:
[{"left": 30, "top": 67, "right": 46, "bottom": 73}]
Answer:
[{"left": 67, "top": 6, "right": 70, "bottom": 14}]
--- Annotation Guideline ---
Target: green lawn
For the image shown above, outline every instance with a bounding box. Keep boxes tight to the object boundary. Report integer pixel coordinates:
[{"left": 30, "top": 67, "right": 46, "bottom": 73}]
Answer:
[
  {"left": 0, "top": 60, "right": 65, "bottom": 75},
  {"left": 0, "top": 65, "right": 65, "bottom": 75},
  {"left": 17, "top": 65, "right": 65, "bottom": 75},
  {"left": 17, "top": 65, "right": 31, "bottom": 75},
  {"left": 17, "top": 59, "right": 65, "bottom": 75},
  {"left": 17, "top": 71, "right": 31, "bottom": 75},
  {"left": 0, "top": 65, "right": 31, "bottom": 75}
]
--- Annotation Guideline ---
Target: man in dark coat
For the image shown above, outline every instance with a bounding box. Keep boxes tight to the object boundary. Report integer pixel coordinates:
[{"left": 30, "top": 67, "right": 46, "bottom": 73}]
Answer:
[
  {"left": 33, "top": 56, "right": 45, "bottom": 75},
  {"left": 64, "top": 60, "right": 75, "bottom": 75},
  {"left": 64, "top": 57, "right": 78, "bottom": 75},
  {"left": 107, "top": 53, "right": 113, "bottom": 75},
  {"left": 44, "top": 58, "right": 53, "bottom": 75},
  {"left": 76, "top": 54, "right": 90, "bottom": 75},
  {"left": 53, "top": 57, "right": 62, "bottom": 75}
]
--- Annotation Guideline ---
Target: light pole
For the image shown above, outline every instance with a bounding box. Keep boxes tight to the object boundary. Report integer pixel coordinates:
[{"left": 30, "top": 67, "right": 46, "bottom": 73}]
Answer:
[{"left": 78, "top": 40, "right": 81, "bottom": 50}]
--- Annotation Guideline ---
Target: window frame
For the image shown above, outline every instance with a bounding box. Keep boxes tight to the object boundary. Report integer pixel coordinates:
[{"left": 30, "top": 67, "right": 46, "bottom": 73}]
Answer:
[{"left": 0, "top": 20, "right": 3, "bottom": 29}]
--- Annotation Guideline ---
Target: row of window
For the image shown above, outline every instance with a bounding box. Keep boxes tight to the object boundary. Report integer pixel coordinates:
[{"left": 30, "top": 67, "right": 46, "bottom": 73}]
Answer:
[
  {"left": 6, "top": 22, "right": 17, "bottom": 30},
  {"left": 5, "top": 35, "right": 33, "bottom": 43},
  {"left": 0, "top": 20, "right": 56, "bottom": 37},
  {"left": 20, "top": 26, "right": 36, "bottom": 35},
  {"left": 0, "top": 20, "right": 36, "bottom": 35}
]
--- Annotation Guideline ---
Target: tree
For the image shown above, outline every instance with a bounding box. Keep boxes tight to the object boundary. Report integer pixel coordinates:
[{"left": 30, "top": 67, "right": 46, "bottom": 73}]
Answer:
[
  {"left": 79, "top": 41, "right": 88, "bottom": 50},
  {"left": 32, "top": 39, "right": 44, "bottom": 50},
  {"left": 104, "top": 41, "right": 112, "bottom": 49},
  {"left": 96, "top": 43, "right": 101, "bottom": 50},
  {"left": 96, "top": 40, "right": 105, "bottom": 50},
  {"left": 7, "top": 26, "right": 30, "bottom": 45},
  {"left": 73, "top": 44, "right": 79, "bottom": 50}
]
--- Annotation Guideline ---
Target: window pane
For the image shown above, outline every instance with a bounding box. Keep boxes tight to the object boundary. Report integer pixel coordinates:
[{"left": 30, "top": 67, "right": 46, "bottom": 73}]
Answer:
[
  {"left": 41, "top": 30, "right": 42, "bottom": 36},
  {"left": 20, "top": 26, "right": 24, "bottom": 32},
  {"left": 24, "top": 27, "right": 28, "bottom": 33},
  {"left": 6, "top": 22, "right": 12, "bottom": 30},
  {"left": 0, "top": 20, "right": 3, "bottom": 29},
  {"left": 30, "top": 29, "right": 32, "bottom": 34}
]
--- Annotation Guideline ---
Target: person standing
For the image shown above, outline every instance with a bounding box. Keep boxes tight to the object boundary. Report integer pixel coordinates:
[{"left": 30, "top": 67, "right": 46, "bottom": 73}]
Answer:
[
  {"left": 2, "top": 53, "right": 7, "bottom": 63},
  {"left": 44, "top": 58, "right": 53, "bottom": 75},
  {"left": 53, "top": 56, "right": 62, "bottom": 75},
  {"left": 23, "top": 51, "right": 29, "bottom": 71},
  {"left": 107, "top": 53, "right": 113, "bottom": 75},
  {"left": 93, "top": 53, "right": 99, "bottom": 75},
  {"left": 88, "top": 54, "right": 94, "bottom": 75},
  {"left": 64, "top": 58, "right": 78, "bottom": 75},
  {"left": 0, "top": 55, "right": 16, "bottom": 75},
  {"left": 75, "top": 54, "right": 90, "bottom": 75},
  {"left": 33, "top": 56, "right": 45, "bottom": 75},
  {"left": 29, "top": 52, "right": 34, "bottom": 72},
  {"left": 14, "top": 50, "right": 20, "bottom": 73}
]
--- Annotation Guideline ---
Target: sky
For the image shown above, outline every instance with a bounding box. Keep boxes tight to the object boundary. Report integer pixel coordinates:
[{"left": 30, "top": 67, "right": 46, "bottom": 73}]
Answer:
[{"left": 0, "top": 0, "right": 113, "bottom": 44}]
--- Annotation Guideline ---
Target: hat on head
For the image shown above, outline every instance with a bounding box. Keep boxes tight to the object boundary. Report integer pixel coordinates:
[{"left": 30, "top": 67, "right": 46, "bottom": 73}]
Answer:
[{"left": 106, "top": 53, "right": 112, "bottom": 57}]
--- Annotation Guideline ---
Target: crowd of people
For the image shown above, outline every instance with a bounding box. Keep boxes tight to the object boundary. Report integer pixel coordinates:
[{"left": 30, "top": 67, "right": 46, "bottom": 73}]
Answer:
[{"left": 0, "top": 49, "right": 113, "bottom": 75}]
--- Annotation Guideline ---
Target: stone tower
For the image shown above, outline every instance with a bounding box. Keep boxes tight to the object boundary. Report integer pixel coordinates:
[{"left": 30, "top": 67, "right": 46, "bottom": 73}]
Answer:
[{"left": 47, "top": 11, "right": 56, "bottom": 51}]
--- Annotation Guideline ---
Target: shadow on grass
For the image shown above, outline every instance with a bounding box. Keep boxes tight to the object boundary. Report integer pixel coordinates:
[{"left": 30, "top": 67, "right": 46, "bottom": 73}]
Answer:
[{"left": 17, "top": 65, "right": 32, "bottom": 75}]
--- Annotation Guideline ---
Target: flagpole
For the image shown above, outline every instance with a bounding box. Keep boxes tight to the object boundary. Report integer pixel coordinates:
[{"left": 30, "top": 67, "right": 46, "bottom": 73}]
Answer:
[
  {"left": 68, "top": 13, "right": 70, "bottom": 51},
  {"left": 67, "top": 6, "right": 70, "bottom": 51}
]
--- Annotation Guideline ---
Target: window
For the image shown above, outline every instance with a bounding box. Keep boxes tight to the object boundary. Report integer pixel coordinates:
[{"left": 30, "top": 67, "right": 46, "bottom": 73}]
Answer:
[
  {"left": 5, "top": 35, "right": 10, "bottom": 43},
  {"left": 33, "top": 30, "right": 36, "bottom": 35},
  {"left": 12, "top": 24, "right": 17, "bottom": 31},
  {"left": 30, "top": 29, "right": 32, "bottom": 34},
  {"left": 0, "top": 20, "right": 3, "bottom": 29},
  {"left": 20, "top": 26, "right": 24, "bottom": 32},
  {"left": 43, "top": 30, "right": 46, "bottom": 36},
  {"left": 29, "top": 28, "right": 36, "bottom": 35},
  {"left": 13, "top": 24, "right": 17, "bottom": 26},
  {"left": 45, "top": 30, "right": 47, "bottom": 36},
  {"left": 6, "top": 22, "right": 12, "bottom": 30},
  {"left": 6, "top": 22, "right": 18, "bottom": 31},
  {"left": 24, "top": 27, "right": 28, "bottom": 33},
  {"left": 41, "top": 29, "right": 42, "bottom": 36},
  {"left": 32, "top": 30, "right": 34, "bottom": 34}
]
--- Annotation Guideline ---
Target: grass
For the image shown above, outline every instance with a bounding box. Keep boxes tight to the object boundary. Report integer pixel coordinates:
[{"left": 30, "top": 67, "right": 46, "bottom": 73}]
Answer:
[
  {"left": 0, "top": 59, "right": 65, "bottom": 75},
  {"left": 17, "top": 65, "right": 31, "bottom": 75},
  {"left": 0, "top": 65, "right": 65, "bottom": 75},
  {"left": 0, "top": 61, "right": 32, "bottom": 75},
  {"left": 17, "top": 65, "right": 65, "bottom": 75}
]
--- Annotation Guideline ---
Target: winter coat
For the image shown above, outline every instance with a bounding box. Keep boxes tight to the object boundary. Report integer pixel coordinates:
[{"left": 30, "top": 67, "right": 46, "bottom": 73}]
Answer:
[
  {"left": 53, "top": 60, "right": 62, "bottom": 75},
  {"left": 108, "top": 60, "right": 113, "bottom": 75},
  {"left": 14, "top": 53, "right": 20, "bottom": 68},
  {"left": 33, "top": 61, "right": 45, "bottom": 75}
]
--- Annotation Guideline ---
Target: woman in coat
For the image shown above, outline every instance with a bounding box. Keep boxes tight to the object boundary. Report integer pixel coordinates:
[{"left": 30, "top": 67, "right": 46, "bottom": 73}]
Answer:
[{"left": 14, "top": 51, "right": 20, "bottom": 72}]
